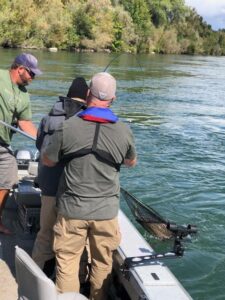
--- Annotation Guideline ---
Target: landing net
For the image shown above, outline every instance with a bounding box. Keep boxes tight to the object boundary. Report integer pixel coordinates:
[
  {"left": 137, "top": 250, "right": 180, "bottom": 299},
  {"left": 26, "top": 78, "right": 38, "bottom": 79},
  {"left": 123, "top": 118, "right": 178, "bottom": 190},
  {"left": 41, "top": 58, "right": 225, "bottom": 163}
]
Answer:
[{"left": 121, "top": 188, "right": 173, "bottom": 239}]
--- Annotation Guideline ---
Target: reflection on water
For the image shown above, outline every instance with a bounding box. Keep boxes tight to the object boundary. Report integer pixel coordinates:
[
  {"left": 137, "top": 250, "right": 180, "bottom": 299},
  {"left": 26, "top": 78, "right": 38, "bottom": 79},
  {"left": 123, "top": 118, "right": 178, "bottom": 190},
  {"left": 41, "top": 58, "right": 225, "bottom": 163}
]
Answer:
[
  {"left": 119, "top": 112, "right": 163, "bottom": 126},
  {"left": 1, "top": 49, "right": 225, "bottom": 300}
]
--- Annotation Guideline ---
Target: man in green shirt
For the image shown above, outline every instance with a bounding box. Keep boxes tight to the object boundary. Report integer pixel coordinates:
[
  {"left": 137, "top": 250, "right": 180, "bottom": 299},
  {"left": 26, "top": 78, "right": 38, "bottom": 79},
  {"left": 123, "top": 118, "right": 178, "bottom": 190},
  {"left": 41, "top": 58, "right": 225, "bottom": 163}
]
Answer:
[
  {"left": 0, "top": 53, "right": 42, "bottom": 234},
  {"left": 42, "top": 72, "right": 137, "bottom": 299}
]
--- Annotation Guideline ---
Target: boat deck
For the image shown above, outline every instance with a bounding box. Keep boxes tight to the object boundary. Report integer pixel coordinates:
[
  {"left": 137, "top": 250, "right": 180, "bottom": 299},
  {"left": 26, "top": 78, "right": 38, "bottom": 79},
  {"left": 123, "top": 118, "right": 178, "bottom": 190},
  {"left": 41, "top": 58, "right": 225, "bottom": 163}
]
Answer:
[
  {"left": 0, "top": 192, "right": 37, "bottom": 300},
  {"left": 0, "top": 165, "right": 193, "bottom": 300},
  {"left": 0, "top": 259, "right": 18, "bottom": 299},
  {"left": 115, "top": 210, "right": 193, "bottom": 300}
]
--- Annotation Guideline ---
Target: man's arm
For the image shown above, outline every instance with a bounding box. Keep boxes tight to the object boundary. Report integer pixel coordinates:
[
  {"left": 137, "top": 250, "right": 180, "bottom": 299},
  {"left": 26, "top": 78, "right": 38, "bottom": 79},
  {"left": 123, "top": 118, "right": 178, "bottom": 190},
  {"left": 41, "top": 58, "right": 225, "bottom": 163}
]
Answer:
[
  {"left": 36, "top": 118, "right": 45, "bottom": 151},
  {"left": 18, "top": 120, "right": 37, "bottom": 138},
  {"left": 124, "top": 157, "right": 137, "bottom": 167},
  {"left": 123, "top": 127, "right": 137, "bottom": 167}
]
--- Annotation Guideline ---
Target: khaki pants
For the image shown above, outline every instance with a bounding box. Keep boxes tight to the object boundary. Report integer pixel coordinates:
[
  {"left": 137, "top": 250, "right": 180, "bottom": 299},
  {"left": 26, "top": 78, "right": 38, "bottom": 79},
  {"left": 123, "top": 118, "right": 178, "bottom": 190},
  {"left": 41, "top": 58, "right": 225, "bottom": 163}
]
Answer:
[
  {"left": 53, "top": 215, "right": 121, "bottom": 300},
  {"left": 32, "top": 195, "right": 57, "bottom": 268}
]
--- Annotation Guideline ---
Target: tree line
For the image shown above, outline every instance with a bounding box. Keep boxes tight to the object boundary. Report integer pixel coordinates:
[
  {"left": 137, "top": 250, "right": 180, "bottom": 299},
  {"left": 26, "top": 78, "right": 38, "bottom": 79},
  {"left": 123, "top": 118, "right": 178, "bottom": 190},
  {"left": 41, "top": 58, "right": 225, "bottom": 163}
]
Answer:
[{"left": 0, "top": 0, "right": 225, "bottom": 55}]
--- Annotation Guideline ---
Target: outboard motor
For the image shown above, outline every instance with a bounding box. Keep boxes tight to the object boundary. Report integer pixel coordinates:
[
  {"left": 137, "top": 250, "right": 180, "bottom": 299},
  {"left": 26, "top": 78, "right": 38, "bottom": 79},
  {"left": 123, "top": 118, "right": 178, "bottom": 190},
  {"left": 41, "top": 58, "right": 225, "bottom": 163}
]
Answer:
[{"left": 15, "top": 149, "right": 33, "bottom": 170}]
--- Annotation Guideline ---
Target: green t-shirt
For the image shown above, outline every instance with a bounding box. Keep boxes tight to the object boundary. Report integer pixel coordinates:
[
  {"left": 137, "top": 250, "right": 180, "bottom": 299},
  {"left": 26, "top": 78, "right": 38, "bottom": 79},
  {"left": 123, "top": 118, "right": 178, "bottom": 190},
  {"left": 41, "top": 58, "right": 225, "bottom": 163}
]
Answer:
[{"left": 0, "top": 69, "right": 32, "bottom": 145}]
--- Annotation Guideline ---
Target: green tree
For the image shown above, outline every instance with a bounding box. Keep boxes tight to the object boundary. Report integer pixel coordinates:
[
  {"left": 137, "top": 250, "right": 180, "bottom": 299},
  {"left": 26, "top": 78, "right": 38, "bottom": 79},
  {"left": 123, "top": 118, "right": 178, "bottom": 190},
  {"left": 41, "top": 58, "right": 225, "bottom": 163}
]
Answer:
[
  {"left": 218, "top": 31, "right": 225, "bottom": 55},
  {"left": 33, "top": 0, "right": 71, "bottom": 48},
  {"left": 119, "top": 0, "right": 152, "bottom": 52},
  {"left": 0, "top": 0, "right": 224, "bottom": 55},
  {"left": 155, "top": 28, "right": 180, "bottom": 53},
  {"left": 0, "top": 0, "right": 36, "bottom": 47},
  {"left": 147, "top": 0, "right": 171, "bottom": 27},
  {"left": 112, "top": 6, "right": 137, "bottom": 52},
  {"left": 147, "top": 0, "right": 186, "bottom": 27},
  {"left": 75, "top": 0, "right": 115, "bottom": 51}
]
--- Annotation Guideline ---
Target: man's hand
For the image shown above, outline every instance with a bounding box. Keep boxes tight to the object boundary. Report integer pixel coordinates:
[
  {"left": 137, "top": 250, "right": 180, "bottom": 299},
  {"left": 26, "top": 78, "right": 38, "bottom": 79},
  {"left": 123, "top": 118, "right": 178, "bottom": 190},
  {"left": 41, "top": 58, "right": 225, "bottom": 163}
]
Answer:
[
  {"left": 124, "top": 157, "right": 137, "bottom": 167},
  {"left": 41, "top": 153, "right": 57, "bottom": 167}
]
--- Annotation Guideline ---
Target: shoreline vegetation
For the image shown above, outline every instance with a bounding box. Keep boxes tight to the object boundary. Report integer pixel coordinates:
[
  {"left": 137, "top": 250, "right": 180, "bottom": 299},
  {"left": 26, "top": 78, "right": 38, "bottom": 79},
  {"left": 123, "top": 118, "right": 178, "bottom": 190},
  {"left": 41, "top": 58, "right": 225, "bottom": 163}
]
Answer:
[{"left": 1, "top": 0, "right": 225, "bottom": 56}]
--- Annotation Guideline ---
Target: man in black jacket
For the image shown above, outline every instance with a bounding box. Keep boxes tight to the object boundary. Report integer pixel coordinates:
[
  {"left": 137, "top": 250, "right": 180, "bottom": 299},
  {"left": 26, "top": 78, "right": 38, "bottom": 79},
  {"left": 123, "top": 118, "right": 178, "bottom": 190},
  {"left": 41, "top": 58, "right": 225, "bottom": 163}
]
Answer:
[{"left": 32, "top": 77, "right": 88, "bottom": 274}]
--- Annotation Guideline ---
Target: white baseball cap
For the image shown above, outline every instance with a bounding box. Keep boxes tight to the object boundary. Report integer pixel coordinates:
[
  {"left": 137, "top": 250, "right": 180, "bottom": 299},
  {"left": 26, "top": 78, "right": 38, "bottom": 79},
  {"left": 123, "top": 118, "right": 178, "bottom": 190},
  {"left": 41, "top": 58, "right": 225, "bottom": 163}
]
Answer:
[{"left": 90, "top": 72, "right": 116, "bottom": 101}]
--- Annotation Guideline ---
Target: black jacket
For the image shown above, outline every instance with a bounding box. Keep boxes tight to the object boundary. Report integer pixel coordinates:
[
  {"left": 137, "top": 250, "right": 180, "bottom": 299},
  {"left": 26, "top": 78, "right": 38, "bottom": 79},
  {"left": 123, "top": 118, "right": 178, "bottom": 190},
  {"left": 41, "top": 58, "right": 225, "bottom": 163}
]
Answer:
[{"left": 36, "top": 96, "right": 85, "bottom": 196}]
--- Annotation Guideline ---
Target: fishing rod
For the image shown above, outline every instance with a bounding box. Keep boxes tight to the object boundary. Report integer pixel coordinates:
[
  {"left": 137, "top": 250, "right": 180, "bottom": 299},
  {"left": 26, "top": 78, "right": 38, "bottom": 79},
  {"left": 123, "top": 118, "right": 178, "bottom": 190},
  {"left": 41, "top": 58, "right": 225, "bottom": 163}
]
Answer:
[
  {"left": 103, "top": 53, "right": 123, "bottom": 72},
  {"left": 104, "top": 53, "right": 143, "bottom": 73},
  {"left": 0, "top": 120, "right": 36, "bottom": 141}
]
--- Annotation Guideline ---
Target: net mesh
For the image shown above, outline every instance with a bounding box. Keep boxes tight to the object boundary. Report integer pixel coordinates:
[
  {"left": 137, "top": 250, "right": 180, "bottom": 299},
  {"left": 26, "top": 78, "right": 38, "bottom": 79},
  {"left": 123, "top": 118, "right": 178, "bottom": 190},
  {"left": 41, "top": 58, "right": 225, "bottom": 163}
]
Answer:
[{"left": 121, "top": 188, "right": 173, "bottom": 239}]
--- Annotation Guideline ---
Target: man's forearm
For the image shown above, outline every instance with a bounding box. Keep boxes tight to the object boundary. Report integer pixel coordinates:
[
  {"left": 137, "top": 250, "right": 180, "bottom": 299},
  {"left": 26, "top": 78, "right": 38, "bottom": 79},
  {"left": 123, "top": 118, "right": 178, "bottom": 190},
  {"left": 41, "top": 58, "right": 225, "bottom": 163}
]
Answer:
[{"left": 18, "top": 120, "right": 37, "bottom": 138}]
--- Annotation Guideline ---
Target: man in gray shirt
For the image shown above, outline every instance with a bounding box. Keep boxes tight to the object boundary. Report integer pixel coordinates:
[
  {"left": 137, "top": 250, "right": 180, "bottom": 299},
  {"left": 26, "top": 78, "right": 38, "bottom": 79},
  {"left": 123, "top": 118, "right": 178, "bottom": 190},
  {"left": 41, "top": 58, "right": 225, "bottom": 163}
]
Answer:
[{"left": 42, "top": 72, "right": 137, "bottom": 300}]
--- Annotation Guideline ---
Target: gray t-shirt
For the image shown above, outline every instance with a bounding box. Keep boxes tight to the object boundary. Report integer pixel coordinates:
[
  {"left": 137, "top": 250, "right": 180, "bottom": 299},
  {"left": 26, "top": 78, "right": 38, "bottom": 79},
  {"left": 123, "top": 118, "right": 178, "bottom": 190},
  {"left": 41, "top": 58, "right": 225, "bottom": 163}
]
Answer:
[{"left": 44, "top": 116, "right": 136, "bottom": 220}]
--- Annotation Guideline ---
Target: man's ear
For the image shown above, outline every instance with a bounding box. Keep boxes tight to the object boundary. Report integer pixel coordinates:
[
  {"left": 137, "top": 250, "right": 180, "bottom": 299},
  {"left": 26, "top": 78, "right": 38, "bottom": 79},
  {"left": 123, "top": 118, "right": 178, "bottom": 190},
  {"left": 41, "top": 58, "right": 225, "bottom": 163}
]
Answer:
[
  {"left": 18, "top": 66, "right": 24, "bottom": 75},
  {"left": 86, "top": 89, "right": 92, "bottom": 105}
]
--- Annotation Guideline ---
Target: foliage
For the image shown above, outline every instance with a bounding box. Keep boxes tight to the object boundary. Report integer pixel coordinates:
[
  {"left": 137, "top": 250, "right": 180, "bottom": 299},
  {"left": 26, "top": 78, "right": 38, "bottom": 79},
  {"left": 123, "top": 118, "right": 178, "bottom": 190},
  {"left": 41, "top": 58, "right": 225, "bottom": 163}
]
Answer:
[
  {"left": 0, "top": 0, "right": 224, "bottom": 55},
  {"left": 111, "top": 7, "right": 137, "bottom": 52},
  {"left": 156, "top": 28, "right": 181, "bottom": 54},
  {"left": 79, "top": 0, "right": 115, "bottom": 51},
  {"left": 33, "top": 0, "right": 72, "bottom": 49},
  {"left": 146, "top": 0, "right": 186, "bottom": 28},
  {"left": 119, "top": 0, "right": 152, "bottom": 52},
  {"left": 0, "top": 0, "right": 36, "bottom": 47}
]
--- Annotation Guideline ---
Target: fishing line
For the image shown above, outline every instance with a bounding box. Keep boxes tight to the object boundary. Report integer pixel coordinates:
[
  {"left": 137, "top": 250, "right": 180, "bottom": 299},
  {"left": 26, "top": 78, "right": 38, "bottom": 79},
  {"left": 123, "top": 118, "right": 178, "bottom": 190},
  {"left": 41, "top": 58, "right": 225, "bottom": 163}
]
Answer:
[{"left": 103, "top": 52, "right": 145, "bottom": 126}]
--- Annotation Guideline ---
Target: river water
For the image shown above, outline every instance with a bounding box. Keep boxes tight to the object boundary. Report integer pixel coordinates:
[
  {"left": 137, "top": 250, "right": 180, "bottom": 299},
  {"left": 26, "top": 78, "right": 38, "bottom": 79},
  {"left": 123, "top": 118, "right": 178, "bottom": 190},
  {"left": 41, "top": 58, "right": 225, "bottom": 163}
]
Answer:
[{"left": 1, "top": 49, "right": 225, "bottom": 300}]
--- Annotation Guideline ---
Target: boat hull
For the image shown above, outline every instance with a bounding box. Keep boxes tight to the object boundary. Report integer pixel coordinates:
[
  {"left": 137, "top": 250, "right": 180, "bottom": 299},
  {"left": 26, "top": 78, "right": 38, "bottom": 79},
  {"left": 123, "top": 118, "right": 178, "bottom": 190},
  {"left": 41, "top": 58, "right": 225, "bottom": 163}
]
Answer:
[{"left": 0, "top": 161, "right": 192, "bottom": 300}]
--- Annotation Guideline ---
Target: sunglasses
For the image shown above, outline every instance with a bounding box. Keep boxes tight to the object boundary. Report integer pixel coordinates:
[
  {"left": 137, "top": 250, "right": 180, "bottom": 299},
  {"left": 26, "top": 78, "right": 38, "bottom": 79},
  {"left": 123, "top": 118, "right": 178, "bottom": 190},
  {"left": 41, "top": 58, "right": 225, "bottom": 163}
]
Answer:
[{"left": 24, "top": 67, "right": 35, "bottom": 79}]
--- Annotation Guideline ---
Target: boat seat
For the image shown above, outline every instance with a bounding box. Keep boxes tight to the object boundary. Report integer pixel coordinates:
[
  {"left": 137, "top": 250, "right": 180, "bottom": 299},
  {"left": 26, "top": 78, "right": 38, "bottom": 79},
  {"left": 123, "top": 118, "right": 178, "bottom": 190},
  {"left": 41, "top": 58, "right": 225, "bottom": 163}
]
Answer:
[
  {"left": 15, "top": 246, "right": 88, "bottom": 300},
  {"left": 14, "top": 180, "right": 41, "bottom": 207}
]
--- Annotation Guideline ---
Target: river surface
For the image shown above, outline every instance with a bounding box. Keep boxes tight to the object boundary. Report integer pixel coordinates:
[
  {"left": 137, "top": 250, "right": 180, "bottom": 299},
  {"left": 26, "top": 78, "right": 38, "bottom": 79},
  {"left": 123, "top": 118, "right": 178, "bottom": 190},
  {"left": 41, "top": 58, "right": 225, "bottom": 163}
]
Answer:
[{"left": 1, "top": 48, "right": 225, "bottom": 300}]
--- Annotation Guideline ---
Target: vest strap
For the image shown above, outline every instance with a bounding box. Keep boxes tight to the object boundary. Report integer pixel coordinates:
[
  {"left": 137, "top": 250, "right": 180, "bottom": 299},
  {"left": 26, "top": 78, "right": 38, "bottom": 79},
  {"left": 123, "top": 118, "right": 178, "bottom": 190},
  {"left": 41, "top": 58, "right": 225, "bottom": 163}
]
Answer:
[{"left": 62, "top": 123, "right": 122, "bottom": 171}]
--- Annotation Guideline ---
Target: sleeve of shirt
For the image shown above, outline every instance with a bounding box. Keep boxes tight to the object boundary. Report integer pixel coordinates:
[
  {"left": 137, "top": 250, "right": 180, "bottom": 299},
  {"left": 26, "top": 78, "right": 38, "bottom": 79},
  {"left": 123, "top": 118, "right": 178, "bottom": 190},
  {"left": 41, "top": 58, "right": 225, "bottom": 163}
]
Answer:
[
  {"left": 125, "top": 127, "right": 137, "bottom": 160},
  {"left": 36, "top": 117, "right": 47, "bottom": 151},
  {"left": 42, "top": 127, "right": 63, "bottom": 163},
  {"left": 17, "top": 97, "right": 32, "bottom": 121}
]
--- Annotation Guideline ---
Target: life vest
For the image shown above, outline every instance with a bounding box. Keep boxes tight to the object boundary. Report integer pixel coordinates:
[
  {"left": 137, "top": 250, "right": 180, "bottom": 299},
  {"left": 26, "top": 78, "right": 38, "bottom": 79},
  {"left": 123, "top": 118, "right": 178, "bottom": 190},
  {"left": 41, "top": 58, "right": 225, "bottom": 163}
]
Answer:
[{"left": 62, "top": 108, "right": 122, "bottom": 171}]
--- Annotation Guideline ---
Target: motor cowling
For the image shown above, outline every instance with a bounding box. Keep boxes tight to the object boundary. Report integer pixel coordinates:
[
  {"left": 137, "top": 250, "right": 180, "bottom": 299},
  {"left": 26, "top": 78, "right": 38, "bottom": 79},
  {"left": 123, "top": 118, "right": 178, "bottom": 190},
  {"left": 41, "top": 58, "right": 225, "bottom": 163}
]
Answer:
[{"left": 15, "top": 150, "right": 33, "bottom": 170}]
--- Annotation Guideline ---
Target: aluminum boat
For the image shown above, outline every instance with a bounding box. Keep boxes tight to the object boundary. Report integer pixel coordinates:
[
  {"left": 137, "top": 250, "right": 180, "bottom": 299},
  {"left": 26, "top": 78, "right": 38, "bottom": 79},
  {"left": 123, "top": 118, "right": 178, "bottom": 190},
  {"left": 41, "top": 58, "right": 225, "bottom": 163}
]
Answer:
[{"left": 0, "top": 150, "right": 193, "bottom": 300}]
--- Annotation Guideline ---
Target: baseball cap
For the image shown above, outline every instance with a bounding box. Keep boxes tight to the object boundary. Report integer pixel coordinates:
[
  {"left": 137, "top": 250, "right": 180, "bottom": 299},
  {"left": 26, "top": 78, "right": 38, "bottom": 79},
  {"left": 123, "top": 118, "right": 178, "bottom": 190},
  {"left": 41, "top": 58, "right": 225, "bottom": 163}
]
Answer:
[
  {"left": 90, "top": 72, "right": 116, "bottom": 101},
  {"left": 67, "top": 77, "right": 89, "bottom": 100},
  {"left": 14, "top": 53, "right": 42, "bottom": 75}
]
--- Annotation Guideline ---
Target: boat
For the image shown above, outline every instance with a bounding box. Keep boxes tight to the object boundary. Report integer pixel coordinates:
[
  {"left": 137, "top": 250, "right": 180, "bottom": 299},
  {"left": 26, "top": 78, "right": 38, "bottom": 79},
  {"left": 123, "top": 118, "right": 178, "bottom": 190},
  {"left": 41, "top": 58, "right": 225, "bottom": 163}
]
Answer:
[{"left": 0, "top": 149, "right": 193, "bottom": 300}]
